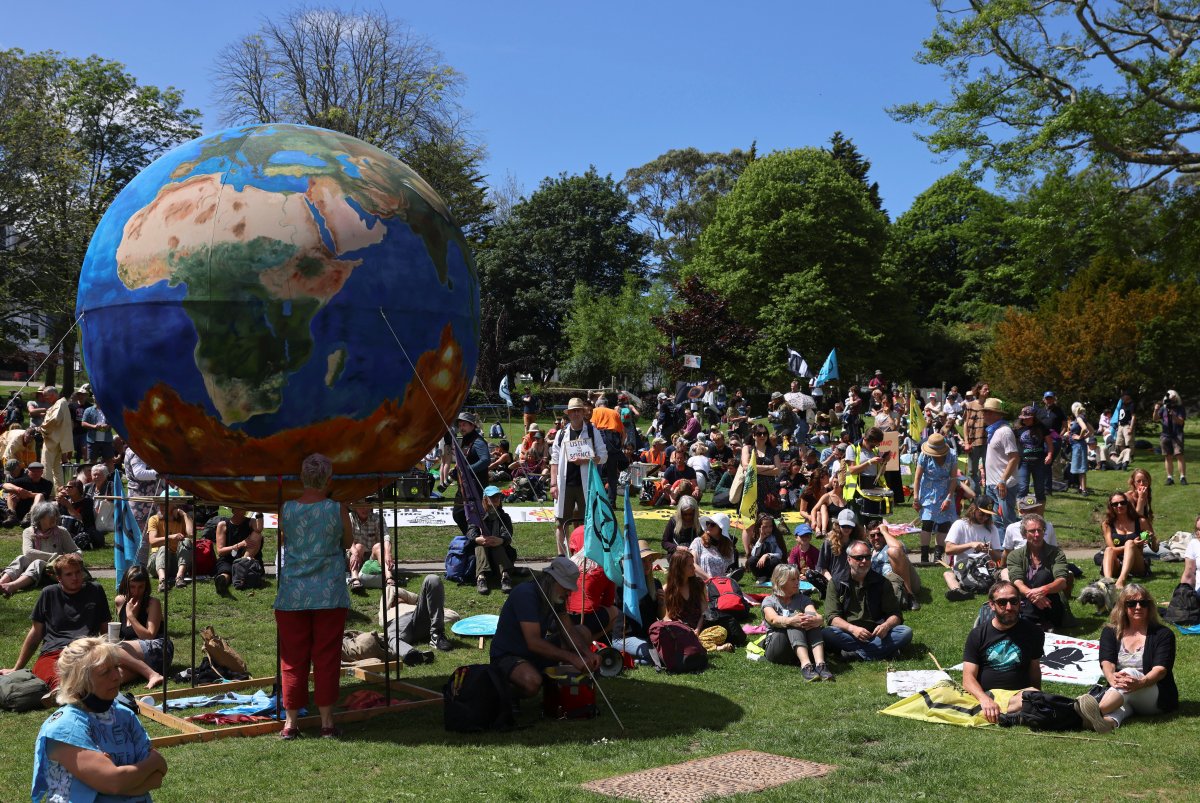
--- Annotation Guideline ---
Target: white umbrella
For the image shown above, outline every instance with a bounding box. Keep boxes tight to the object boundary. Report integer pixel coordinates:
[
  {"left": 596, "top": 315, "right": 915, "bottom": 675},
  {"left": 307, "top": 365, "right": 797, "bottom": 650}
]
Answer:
[{"left": 785, "top": 391, "right": 816, "bottom": 411}]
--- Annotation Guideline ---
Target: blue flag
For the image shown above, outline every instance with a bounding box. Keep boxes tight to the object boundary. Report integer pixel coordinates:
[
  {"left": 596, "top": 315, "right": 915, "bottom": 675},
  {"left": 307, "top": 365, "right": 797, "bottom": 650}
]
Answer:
[
  {"left": 1108, "top": 397, "right": 1123, "bottom": 445},
  {"left": 499, "top": 375, "right": 513, "bottom": 406},
  {"left": 450, "top": 432, "right": 487, "bottom": 531},
  {"left": 111, "top": 470, "right": 141, "bottom": 590},
  {"left": 583, "top": 461, "right": 622, "bottom": 584},
  {"left": 813, "top": 348, "right": 839, "bottom": 387},
  {"left": 621, "top": 489, "right": 648, "bottom": 625}
]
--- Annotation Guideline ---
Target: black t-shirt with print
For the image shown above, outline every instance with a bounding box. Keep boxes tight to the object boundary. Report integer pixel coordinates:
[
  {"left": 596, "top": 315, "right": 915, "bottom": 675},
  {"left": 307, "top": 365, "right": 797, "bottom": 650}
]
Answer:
[{"left": 963, "top": 616, "right": 1044, "bottom": 691}]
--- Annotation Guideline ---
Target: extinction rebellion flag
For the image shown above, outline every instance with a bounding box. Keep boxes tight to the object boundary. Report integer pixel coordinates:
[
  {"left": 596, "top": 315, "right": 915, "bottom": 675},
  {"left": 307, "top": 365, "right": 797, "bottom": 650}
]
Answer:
[{"left": 584, "top": 461, "right": 623, "bottom": 584}]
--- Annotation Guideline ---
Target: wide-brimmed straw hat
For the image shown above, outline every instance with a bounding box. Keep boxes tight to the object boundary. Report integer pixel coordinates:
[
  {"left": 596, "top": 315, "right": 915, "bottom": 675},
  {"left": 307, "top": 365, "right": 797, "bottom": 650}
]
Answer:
[
  {"left": 566, "top": 397, "right": 587, "bottom": 411},
  {"left": 921, "top": 433, "right": 949, "bottom": 458},
  {"left": 982, "top": 398, "right": 1005, "bottom": 414}
]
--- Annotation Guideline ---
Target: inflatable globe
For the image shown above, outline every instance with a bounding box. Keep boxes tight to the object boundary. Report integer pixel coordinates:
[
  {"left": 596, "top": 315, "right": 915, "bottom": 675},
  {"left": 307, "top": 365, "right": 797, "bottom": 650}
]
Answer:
[{"left": 76, "top": 124, "right": 479, "bottom": 505}]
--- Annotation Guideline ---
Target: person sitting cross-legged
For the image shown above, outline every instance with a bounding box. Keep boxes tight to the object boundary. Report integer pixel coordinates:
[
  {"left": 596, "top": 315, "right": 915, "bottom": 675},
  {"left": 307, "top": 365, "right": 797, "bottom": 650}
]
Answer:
[
  {"left": 490, "top": 557, "right": 599, "bottom": 699},
  {"left": 1, "top": 501, "right": 79, "bottom": 598},
  {"left": 213, "top": 508, "right": 265, "bottom": 595},
  {"left": 943, "top": 502, "right": 1003, "bottom": 603},
  {"left": 761, "top": 563, "right": 833, "bottom": 681},
  {"left": 1004, "top": 513, "right": 1072, "bottom": 631},
  {"left": 821, "top": 540, "right": 913, "bottom": 661},
  {"left": 961, "top": 580, "right": 1045, "bottom": 724}
]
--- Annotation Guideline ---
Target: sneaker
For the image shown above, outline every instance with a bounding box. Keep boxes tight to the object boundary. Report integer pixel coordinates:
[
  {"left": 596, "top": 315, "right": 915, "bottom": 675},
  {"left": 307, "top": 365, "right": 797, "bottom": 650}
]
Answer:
[
  {"left": 403, "top": 650, "right": 424, "bottom": 667},
  {"left": 476, "top": 576, "right": 490, "bottom": 595},
  {"left": 419, "top": 650, "right": 436, "bottom": 665},
  {"left": 815, "top": 663, "right": 835, "bottom": 682},
  {"left": 729, "top": 567, "right": 746, "bottom": 581},
  {"left": 500, "top": 573, "right": 513, "bottom": 594},
  {"left": 176, "top": 576, "right": 190, "bottom": 588},
  {"left": 1076, "top": 694, "right": 1114, "bottom": 733},
  {"left": 214, "top": 573, "right": 230, "bottom": 596},
  {"left": 1182, "top": 477, "right": 1189, "bottom": 486},
  {"left": 945, "top": 587, "right": 973, "bottom": 602},
  {"left": 801, "top": 664, "right": 819, "bottom": 682},
  {"left": 1165, "top": 477, "right": 1175, "bottom": 486},
  {"left": 430, "top": 633, "right": 452, "bottom": 652},
  {"left": 908, "top": 599, "right": 921, "bottom": 611}
]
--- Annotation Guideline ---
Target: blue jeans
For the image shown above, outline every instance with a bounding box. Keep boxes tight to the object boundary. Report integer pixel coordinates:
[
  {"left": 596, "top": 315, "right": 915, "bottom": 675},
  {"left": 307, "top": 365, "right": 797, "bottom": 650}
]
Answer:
[
  {"left": 986, "top": 484, "right": 1017, "bottom": 529},
  {"left": 792, "top": 420, "right": 810, "bottom": 448},
  {"left": 1016, "top": 460, "right": 1047, "bottom": 503},
  {"left": 821, "top": 624, "right": 913, "bottom": 661},
  {"left": 610, "top": 636, "right": 653, "bottom": 665}
]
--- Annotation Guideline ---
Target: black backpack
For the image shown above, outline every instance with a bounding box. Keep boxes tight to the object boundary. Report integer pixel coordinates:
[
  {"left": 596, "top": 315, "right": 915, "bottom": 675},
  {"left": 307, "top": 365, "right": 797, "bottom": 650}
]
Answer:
[
  {"left": 1163, "top": 583, "right": 1200, "bottom": 625},
  {"left": 998, "top": 690, "right": 1083, "bottom": 731},
  {"left": 443, "top": 664, "right": 515, "bottom": 732},
  {"left": 953, "top": 555, "right": 996, "bottom": 594}
]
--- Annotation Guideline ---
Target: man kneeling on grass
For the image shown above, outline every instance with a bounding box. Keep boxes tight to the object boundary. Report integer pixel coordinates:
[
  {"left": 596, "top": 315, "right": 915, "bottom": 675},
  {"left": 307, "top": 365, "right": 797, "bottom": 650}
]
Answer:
[
  {"left": 961, "top": 581, "right": 1044, "bottom": 723},
  {"left": 490, "top": 556, "right": 599, "bottom": 699}
]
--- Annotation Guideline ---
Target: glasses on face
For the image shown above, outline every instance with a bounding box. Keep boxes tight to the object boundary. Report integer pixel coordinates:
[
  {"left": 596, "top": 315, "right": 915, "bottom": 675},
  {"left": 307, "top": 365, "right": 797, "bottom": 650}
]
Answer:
[
  {"left": 1025, "top": 526, "right": 1044, "bottom": 534},
  {"left": 753, "top": 431, "right": 768, "bottom": 437},
  {"left": 991, "top": 597, "right": 1020, "bottom": 608},
  {"left": 847, "top": 553, "right": 871, "bottom": 562},
  {"left": 1110, "top": 500, "right": 1128, "bottom": 507},
  {"left": 1125, "top": 599, "right": 1152, "bottom": 610}
]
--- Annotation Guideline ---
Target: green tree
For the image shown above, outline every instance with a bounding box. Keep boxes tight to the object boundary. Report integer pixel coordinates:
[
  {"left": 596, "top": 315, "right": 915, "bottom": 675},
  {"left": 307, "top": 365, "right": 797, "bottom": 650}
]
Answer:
[
  {"left": 827, "top": 131, "right": 883, "bottom": 213},
  {"left": 560, "top": 277, "right": 667, "bottom": 388},
  {"left": 212, "top": 5, "right": 491, "bottom": 236},
  {"left": 623, "top": 145, "right": 755, "bottom": 278},
  {"left": 0, "top": 49, "right": 201, "bottom": 387},
  {"left": 652, "top": 276, "right": 757, "bottom": 387},
  {"left": 892, "top": 1, "right": 1200, "bottom": 189},
  {"left": 475, "top": 168, "right": 650, "bottom": 392},
  {"left": 686, "top": 148, "right": 892, "bottom": 387}
]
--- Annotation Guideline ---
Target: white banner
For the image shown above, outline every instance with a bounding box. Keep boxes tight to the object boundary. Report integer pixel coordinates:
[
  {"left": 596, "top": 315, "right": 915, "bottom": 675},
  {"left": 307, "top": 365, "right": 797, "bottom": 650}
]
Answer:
[
  {"left": 951, "top": 635, "right": 1101, "bottom": 686},
  {"left": 259, "top": 505, "right": 559, "bottom": 529}
]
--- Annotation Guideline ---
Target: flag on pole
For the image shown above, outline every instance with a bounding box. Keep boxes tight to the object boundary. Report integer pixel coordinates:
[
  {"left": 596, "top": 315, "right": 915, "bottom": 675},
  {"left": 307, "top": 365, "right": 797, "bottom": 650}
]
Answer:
[
  {"left": 621, "top": 490, "right": 648, "bottom": 625},
  {"left": 584, "top": 461, "right": 622, "bottom": 584},
  {"left": 813, "top": 348, "right": 839, "bottom": 387},
  {"left": 498, "top": 375, "right": 513, "bottom": 407},
  {"left": 738, "top": 449, "right": 758, "bottom": 522},
  {"left": 786, "top": 347, "right": 809, "bottom": 378},
  {"left": 1108, "top": 397, "right": 1123, "bottom": 445},
  {"left": 451, "top": 432, "right": 487, "bottom": 532},
  {"left": 909, "top": 388, "right": 924, "bottom": 443},
  {"left": 111, "top": 470, "right": 142, "bottom": 590}
]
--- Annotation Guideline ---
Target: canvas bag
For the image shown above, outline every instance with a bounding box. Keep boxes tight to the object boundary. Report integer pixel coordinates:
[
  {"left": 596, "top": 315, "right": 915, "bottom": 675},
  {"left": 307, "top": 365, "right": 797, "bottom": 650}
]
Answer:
[
  {"left": 728, "top": 465, "right": 746, "bottom": 505},
  {"left": 0, "top": 669, "right": 49, "bottom": 712},
  {"left": 94, "top": 499, "right": 115, "bottom": 533}
]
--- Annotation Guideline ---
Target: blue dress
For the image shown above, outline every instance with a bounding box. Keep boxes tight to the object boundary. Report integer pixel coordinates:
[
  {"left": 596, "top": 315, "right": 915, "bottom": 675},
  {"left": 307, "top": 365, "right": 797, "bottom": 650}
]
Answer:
[
  {"left": 274, "top": 498, "right": 350, "bottom": 611},
  {"left": 916, "top": 451, "right": 957, "bottom": 525},
  {"left": 32, "top": 704, "right": 152, "bottom": 802}
]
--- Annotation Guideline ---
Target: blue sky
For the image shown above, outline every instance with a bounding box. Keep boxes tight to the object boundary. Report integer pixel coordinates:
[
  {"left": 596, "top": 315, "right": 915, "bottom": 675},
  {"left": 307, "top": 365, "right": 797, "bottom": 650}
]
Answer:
[{"left": 4, "top": 1, "right": 958, "bottom": 216}]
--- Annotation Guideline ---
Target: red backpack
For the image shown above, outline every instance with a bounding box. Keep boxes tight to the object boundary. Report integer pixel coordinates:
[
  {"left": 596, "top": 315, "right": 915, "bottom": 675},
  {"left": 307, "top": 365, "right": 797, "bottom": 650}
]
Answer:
[
  {"left": 706, "top": 576, "right": 750, "bottom": 618},
  {"left": 648, "top": 620, "right": 708, "bottom": 673},
  {"left": 192, "top": 538, "right": 216, "bottom": 576}
]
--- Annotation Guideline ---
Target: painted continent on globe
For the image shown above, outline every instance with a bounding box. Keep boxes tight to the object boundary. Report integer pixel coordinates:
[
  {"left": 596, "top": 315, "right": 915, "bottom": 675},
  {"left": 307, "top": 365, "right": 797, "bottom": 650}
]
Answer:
[{"left": 77, "top": 124, "right": 479, "bottom": 505}]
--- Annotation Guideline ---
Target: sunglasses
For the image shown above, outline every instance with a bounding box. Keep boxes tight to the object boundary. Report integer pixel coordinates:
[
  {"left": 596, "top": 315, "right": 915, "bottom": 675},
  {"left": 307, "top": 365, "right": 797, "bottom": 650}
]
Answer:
[
  {"left": 847, "top": 554, "right": 871, "bottom": 562},
  {"left": 991, "top": 597, "right": 1020, "bottom": 608},
  {"left": 753, "top": 431, "right": 768, "bottom": 437},
  {"left": 1110, "top": 500, "right": 1128, "bottom": 507},
  {"left": 1125, "top": 599, "right": 1152, "bottom": 610}
]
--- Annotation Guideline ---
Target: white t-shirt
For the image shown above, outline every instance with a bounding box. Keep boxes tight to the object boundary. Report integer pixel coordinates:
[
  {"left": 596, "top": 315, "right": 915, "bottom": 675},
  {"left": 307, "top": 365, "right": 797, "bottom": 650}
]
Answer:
[
  {"left": 687, "top": 455, "right": 713, "bottom": 477},
  {"left": 984, "top": 424, "right": 1019, "bottom": 488},
  {"left": 1003, "top": 519, "right": 1058, "bottom": 552},
  {"left": 946, "top": 518, "right": 1002, "bottom": 559},
  {"left": 1185, "top": 537, "right": 1200, "bottom": 564}
]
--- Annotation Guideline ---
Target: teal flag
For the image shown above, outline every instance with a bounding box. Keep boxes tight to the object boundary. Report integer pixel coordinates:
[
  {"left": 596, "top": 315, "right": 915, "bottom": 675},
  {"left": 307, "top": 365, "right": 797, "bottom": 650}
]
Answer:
[
  {"left": 622, "top": 490, "right": 649, "bottom": 625},
  {"left": 583, "top": 461, "right": 622, "bottom": 585},
  {"left": 813, "top": 348, "right": 839, "bottom": 387}
]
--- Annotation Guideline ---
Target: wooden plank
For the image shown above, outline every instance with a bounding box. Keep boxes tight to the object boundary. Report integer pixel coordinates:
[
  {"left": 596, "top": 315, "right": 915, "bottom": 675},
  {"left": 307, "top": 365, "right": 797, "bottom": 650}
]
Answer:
[{"left": 137, "top": 700, "right": 206, "bottom": 733}]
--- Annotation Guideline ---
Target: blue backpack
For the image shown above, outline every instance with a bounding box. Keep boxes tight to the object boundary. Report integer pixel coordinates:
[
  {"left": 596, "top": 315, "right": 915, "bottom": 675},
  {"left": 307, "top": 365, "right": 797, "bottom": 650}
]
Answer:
[{"left": 445, "top": 534, "right": 476, "bottom": 584}]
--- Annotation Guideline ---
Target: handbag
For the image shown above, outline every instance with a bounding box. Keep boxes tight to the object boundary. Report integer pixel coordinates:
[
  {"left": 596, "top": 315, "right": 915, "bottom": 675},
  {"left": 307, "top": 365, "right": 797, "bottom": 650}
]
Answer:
[
  {"left": 728, "top": 465, "right": 746, "bottom": 505},
  {"left": 94, "top": 499, "right": 115, "bottom": 533}
]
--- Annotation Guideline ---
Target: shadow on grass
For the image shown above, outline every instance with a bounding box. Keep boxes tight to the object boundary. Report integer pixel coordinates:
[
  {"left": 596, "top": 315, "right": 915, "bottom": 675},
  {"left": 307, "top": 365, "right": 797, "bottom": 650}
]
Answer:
[{"left": 350, "top": 674, "right": 745, "bottom": 746}]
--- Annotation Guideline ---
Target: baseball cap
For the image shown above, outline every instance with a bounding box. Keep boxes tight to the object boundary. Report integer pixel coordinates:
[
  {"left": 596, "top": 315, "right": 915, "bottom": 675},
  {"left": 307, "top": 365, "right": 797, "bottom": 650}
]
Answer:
[
  {"left": 1020, "top": 405, "right": 1035, "bottom": 419},
  {"left": 1043, "top": 391, "right": 1056, "bottom": 398},
  {"left": 482, "top": 485, "right": 503, "bottom": 498},
  {"left": 544, "top": 556, "right": 580, "bottom": 591},
  {"left": 27, "top": 461, "right": 44, "bottom": 470},
  {"left": 837, "top": 509, "right": 857, "bottom": 527},
  {"left": 793, "top": 523, "right": 813, "bottom": 538}
]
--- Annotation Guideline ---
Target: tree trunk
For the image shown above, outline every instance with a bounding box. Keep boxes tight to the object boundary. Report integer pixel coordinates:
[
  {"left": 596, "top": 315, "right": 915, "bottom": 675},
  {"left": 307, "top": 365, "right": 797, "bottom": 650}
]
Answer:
[{"left": 61, "top": 328, "right": 77, "bottom": 395}]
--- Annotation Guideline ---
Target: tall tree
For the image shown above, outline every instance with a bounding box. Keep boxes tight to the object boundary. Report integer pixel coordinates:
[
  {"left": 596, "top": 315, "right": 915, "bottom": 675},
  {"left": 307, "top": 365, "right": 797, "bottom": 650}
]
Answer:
[
  {"left": 686, "top": 148, "right": 893, "bottom": 386},
  {"left": 560, "top": 277, "right": 667, "bottom": 388},
  {"left": 213, "top": 5, "right": 490, "bottom": 234},
  {"left": 653, "top": 276, "right": 757, "bottom": 387},
  {"left": 475, "top": 168, "right": 650, "bottom": 391},
  {"left": 623, "top": 145, "right": 755, "bottom": 278},
  {"left": 0, "top": 49, "right": 201, "bottom": 388},
  {"left": 892, "top": 1, "right": 1200, "bottom": 189},
  {"left": 827, "top": 132, "right": 883, "bottom": 213}
]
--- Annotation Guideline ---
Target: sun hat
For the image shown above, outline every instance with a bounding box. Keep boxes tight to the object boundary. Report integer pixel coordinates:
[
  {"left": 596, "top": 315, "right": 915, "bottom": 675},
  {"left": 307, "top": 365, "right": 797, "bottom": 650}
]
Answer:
[
  {"left": 526, "top": 423, "right": 541, "bottom": 433},
  {"left": 983, "top": 398, "right": 1005, "bottom": 414},
  {"left": 544, "top": 556, "right": 580, "bottom": 591},
  {"left": 921, "top": 433, "right": 949, "bottom": 458},
  {"left": 637, "top": 539, "right": 664, "bottom": 561},
  {"left": 1019, "top": 405, "right": 1035, "bottom": 419},
  {"left": 837, "top": 509, "right": 857, "bottom": 527},
  {"left": 566, "top": 397, "right": 588, "bottom": 411},
  {"left": 771, "top": 391, "right": 783, "bottom": 400},
  {"left": 456, "top": 410, "right": 478, "bottom": 427}
]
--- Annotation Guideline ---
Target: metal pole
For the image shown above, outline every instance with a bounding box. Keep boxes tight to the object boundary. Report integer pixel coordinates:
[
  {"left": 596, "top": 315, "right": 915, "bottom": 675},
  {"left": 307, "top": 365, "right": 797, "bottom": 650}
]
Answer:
[
  {"left": 274, "top": 476, "right": 283, "bottom": 724},
  {"left": 190, "top": 501, "right": 197, "bottom": 687},
  {"left": 377, "top": 476, "right": 392, "bottom": 703},
  {"left": 160, "top": 483, "right": 169, "bottom": 711}
]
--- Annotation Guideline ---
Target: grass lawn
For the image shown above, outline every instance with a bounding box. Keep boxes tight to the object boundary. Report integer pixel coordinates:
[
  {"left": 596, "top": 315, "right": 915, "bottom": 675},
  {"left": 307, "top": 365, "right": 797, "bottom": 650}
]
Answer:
[{"left": 1, "top": 418, "right": 1199, "bottom": 800}]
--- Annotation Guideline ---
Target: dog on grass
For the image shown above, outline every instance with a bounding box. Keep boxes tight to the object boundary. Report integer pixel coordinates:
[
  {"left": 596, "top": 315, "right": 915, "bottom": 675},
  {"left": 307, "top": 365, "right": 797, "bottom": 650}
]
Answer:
[{"left": 1077, "top": 577, "right": 1118, "bottom": 614}]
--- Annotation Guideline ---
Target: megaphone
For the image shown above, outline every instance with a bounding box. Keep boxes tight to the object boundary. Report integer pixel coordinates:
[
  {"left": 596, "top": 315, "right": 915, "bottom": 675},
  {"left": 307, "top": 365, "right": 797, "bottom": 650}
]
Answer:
[{"left": 595, "top": 646, "right": 624, "bottom": 678}]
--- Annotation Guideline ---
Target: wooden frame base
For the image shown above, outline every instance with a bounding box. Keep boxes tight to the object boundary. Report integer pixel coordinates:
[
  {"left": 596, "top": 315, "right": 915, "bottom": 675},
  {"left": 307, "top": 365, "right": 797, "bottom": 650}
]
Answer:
[{"left": 142, "top": 662, "right": 442, "bottom": 748}]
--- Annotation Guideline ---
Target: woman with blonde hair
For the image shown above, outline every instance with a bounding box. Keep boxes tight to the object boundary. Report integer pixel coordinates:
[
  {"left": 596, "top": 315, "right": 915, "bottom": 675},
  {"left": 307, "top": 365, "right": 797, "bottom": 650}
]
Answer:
[
  {"left": 760, "top": 563, "right": 832, "bottom": 681},
  {"left": 1076, "top": 584, "right": 1177, "bottom": 733},
  {"left": 31, "top": 637, "right": 167, "bottom": 801},
  {"left": 1126, "top": 468, "right": 1155, "bottom": 538},
  {"left": 1068, "top": 402, "right": 1092, "bottom": 495},
  {"left": 660, "top": 495, "right": 701, "bottom": 557},
  {"left": 1102, "top": 492, "right": 1155, "bottom": 589}
]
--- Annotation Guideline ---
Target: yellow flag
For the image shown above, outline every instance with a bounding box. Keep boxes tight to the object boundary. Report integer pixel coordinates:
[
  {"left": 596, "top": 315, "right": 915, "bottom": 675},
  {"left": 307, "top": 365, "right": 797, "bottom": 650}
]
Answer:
[
  {"left": 738, "top": 449, "right": 758, "bottom": 521},
  {"left": 908, "top": 389, "right": 924, "bottom": 443}
]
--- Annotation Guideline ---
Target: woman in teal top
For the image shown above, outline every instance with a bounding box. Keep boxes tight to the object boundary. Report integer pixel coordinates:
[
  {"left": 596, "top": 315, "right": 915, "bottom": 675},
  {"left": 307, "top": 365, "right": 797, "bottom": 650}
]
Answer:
[{"left": 274, "top": 453, "right": 352, "bottom": 740}]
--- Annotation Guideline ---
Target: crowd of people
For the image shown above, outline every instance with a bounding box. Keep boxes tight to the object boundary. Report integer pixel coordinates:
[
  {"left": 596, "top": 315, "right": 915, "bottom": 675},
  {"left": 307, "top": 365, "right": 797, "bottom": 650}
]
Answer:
[{"left": 0, "top": 373, "right": 1193, "bottom": 798}]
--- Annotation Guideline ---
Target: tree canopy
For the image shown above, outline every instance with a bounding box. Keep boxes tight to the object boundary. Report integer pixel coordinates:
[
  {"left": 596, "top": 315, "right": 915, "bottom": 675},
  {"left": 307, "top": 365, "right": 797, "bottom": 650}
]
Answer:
[{"left": 892, "top": 0, "right": 1200, "bottom": 189}]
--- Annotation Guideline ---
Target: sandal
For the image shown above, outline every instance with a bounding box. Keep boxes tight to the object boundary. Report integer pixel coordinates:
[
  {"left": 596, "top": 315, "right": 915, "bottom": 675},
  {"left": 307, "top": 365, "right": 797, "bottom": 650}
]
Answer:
[{"left": 279, "top": 726, "right": 302, "bottom": 741}]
